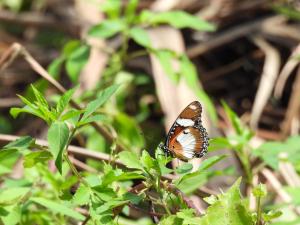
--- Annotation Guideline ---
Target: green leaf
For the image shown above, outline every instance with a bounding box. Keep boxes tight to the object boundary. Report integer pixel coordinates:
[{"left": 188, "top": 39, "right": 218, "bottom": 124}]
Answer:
[
  {"left": 96, "top": 199, "right": 128, "bottom": 214},
  {"left": 3, "top": 136, "right": 34, "bottom": 150},
  {"left": 197, "top": 178, "right": 254, "bottom": 225},
  {"left": 273, "top": 4, "right": 300, "bottom": 21},
  {"left": 0, "top": 164, "right": 12, "bottom": 175},
  {"left": 285, "top": 187, "right": 300, "bottom": 205},
  {"left": 155, "top": 147, "right": 173, "bottom": 175},
  {"left": 31, "top": 197, "right": 85, "bottom": 221},
  {"left": 30, "top": 84, "right": 48, "bottom": 108},
  {"left": 177, "top": 209, "right": 201, "bottom": 224},
  {"left": 0, "top": 187, "right": 30, "bottom": 205},
  {"left": 63, "top": 40, "right": 81, "bottom": 56},
  {"left": 23, "top": 151, "right": 52, "bottom": 168},
  {"left": 160, "top": 215, "right": 182, "bottom": 225},
  {"left": 47, "top": 122, "right": 69, "bottom": 173},
  {"left": 77, "top": 114, "right": 106, "bottom": 126},
  {"left": 0, "top": 205, "right": 21, "bottom": 225},
  {"left": 66, "top": 45, "right": 90, "bottom": 83},
  {"left": 176, "top": 163, "right": 193, "bottom": 174},
  {"left": 92, "top": 186, "right": 117, "bottom": 201},
  {"left": 81, "top": 84, "right": 119, "bottom": 121},
  {"left": 11, "top": 93, "right": 55, "bottom": 123},
  {"left": 9, "top": 106, "right": 42, "bottom": 120},
  {"left": 125, "top": 0, "right": 138, "bottom": 22},
  {"left": 118, "top": 151, "right": 144, "bottom": 171},
  {"left": 0, "top": 149, "right": 20, "bottom": 175},
  {"left": 56, "top": 87, "right": 77, "bottom": 116},
  {"left": 154, "top": 49, "right": 179, "bottom": 83},
  {"left": 253, "top": 142, "right": 285, "bottom": 170},
  {"left": 102, "top": 171, "right": 145, "bottom": 186},
  {"left": 208, "top": 137, "right": 231, "bottom": 152},
  {"left": 262, "top": 210, "right": 282, "bottom": 222},
  {"left": 60, "top": 109, "right": 83, "bottom": 121},
  {"left": 198, "top": 155, "right": 227, "bottom": 171},
  {"left": 175, "top": 171, "right": 208, "bottom": 194},
  {"left": 123, "top": 192, "right": 142, "bottom": 205},
  {"left": 10, "top": 95, "right": 48, "bottom": 121},
  {"left": 140, "top": 150, "right": 159, "bottom": 173},
  {"left": 113, "top": 112, "right": 145, "bottom": 151},
  {"left": 221, "top": 101, "right": 244, "bottom": 135},
  {"left": 203, "top": 195, "right": 218, "bottom": 205},
  {"left": 88, "top": 20, "right": 125, "bottom": 38},
  {"left": 72, "top": 184, "right": 91, "bottom": 206},
  {"left": 47, "top": 56, "right": 65, "bottom": 77},
  {"left": 140, "top": 10, "right": 216, "bottom": 31},
  {"left": 100, "top": 0, "right": 121, "bottom": 19},
  {"left": 271, "top": 218, "right": 300, "bottom": 225},
  {"left": 129, "top": 27, "right": 151, "bottom": 48}
]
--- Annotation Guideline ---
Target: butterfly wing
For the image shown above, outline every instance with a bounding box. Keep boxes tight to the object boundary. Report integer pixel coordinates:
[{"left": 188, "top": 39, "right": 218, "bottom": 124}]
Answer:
[{"left": 163, "top": 101, "right": 209, "bottom": 161}]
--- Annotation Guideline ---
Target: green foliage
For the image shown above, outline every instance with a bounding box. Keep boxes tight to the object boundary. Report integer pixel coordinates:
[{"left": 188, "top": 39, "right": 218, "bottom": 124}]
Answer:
[
  {"left": 31, "top": 197, "right": 85, "bottom": 221},
  {"left": 47, "top": 121, "right": 69, "bottom": 173},
  {"left": 273, "top": 4, "right": 300, "bottom": 21},
  {"left": 81, "top": 84, "right": 119, "bottom": 122},
  {"left": 199, "top": 179, "right": 254, "bottom": 225},
  {"left": 88, "top": 20, "right": 126, "bottom": 38},
  {"left": 253, "top": 136, "right": 300, "bottom": 171},
  {"left": 129, "top": 27, "right": 152, "bottom": 48},
  {"left": 139, "top": 10, "right": 216, "bottom": 31},
  {"left": 65, "top": 44, "right": 90, "bottom": 83},
  {"left": 1, "top": 1, "right": 293, "bottom": 224}
]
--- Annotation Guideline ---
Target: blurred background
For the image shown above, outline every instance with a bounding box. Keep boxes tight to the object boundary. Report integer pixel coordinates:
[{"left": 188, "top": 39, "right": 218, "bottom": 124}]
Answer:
[{"left": 1, "top": 0, "right": 300, "bottom": 224}]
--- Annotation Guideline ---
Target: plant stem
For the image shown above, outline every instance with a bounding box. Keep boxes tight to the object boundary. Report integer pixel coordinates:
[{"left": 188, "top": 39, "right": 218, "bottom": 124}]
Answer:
[
  {"left": 160, "top": 196, "right": 172, "bottom": 215},
  {"left": 238, "top": 149, "right": 253, "bottom": 186},
  {"left": 64, "top": 127, "right": 88, "bottom": 186},
  {"left": 126, "top": 50, "right": 148, "bottom": 61},
  {"left": 256, "top": 196, "right": 262, "bottom": 225}
]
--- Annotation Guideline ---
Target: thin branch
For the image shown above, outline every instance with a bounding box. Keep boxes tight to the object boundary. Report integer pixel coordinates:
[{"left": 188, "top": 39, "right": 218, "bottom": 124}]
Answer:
[
  {"left": 250, "top": 36, "right": 280, "bottom": 130},
  {"left": 69, "top": 156, "right": 97, "bottom": 173}
]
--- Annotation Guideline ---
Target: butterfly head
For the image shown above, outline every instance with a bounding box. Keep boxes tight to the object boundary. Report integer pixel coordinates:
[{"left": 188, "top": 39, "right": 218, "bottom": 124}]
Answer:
[{"left": 158, "top": 142, "right": 171, "bottom": 156}]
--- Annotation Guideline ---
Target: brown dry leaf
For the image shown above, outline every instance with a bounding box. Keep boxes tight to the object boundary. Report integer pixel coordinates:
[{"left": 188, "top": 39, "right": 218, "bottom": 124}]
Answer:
[
  {"left": 274, "top": 44, "right": 300, "bottom": 99},
  {"left": 74, "top": 0, "right": 108, "bottom": 93},
  {"left": 151, "top": 0, "right": 181, "bottom": 11},
  {"left": 250, "top": 36, "right": 280, "bottom": 129},
  {"left": 281, "top": 67, "right": 300, "bottom": 135},
  {"left": 147, "top": 26, "right": 207, "bottom": 131},
  {"left": 151, "top": 0, "right": 199, "bottom": 11}
]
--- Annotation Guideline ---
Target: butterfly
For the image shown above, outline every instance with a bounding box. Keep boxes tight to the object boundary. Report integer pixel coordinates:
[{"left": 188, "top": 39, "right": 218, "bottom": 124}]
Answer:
[{"left": 160, "top": 101, "right": 209, "bottom": 162}]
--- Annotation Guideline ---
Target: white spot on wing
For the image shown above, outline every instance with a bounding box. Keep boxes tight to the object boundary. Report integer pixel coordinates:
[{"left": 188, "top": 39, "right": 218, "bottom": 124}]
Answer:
[
  {"left": 189, "top": 104, "right": 197, "bottom": 110},
  {"left": 176, "top": 118, "right": 194, "bottom": 127},
  {"left": 176, "top": 129, "right": 196, "bottom": 159}
]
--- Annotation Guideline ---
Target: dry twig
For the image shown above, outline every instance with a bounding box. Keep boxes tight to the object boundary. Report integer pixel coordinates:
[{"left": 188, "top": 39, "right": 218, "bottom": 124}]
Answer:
[{"left": 250, "top": 36, "right": 280, "bottom": 129}]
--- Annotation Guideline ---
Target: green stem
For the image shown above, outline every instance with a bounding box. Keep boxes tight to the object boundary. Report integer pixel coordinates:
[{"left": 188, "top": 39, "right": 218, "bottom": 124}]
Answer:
[
  {"left": 126, "top": 50, "right": 148, "bottom": 61},
  {"left": 239, "top": 150, "right": 253, "bottom": 185},
  {"left": 119, "top": 30, "right": 129, "bottom": 65},
  {"left": 156, "top": 180, "right": 171, "bottom": 215},
  {"left": 161, "top": 197, "right": 172, "bottom": 215},
  {"left": 64, "top": 127, "right": 88, "bottom": 186},
  {"left": 256, "top": 196, "right": 262, "bottom": 225}
]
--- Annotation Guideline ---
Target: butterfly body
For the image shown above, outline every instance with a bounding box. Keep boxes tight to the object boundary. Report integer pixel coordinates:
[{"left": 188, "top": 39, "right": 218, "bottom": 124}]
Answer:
[{"left": 160, "top": 101, "right": 209, "bottom": 162}]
